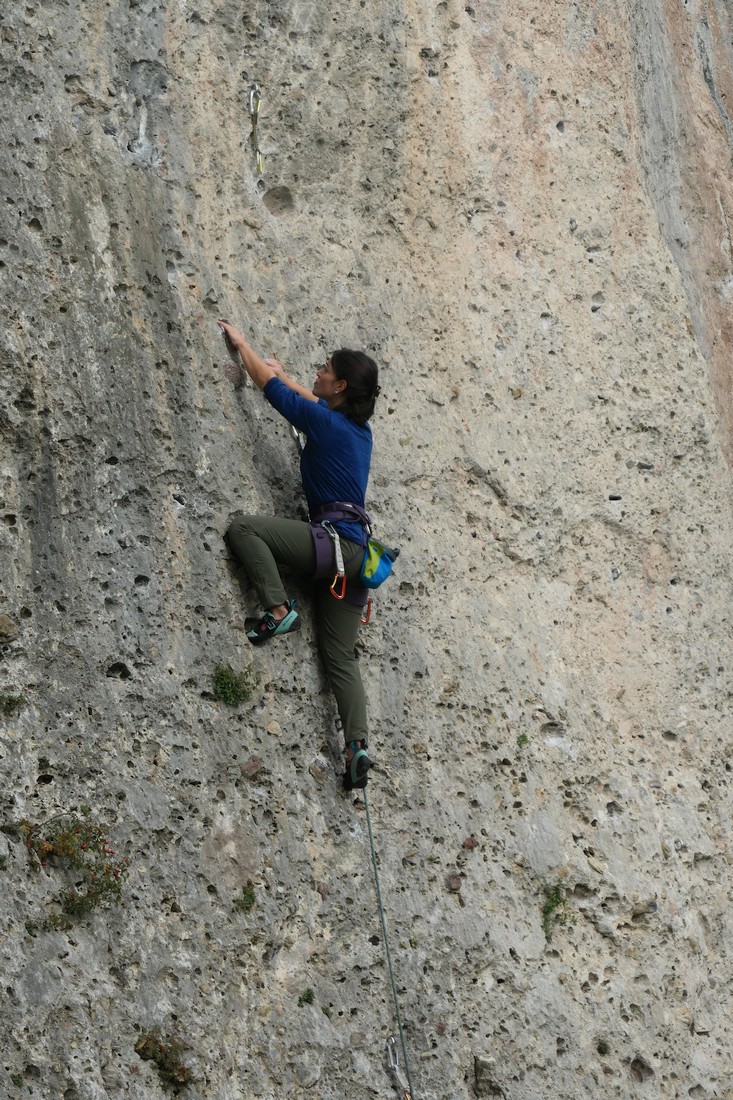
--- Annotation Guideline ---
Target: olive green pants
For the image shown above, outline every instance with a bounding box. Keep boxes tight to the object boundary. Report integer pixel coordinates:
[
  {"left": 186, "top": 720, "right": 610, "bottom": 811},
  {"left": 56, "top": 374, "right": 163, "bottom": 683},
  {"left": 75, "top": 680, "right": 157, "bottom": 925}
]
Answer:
[{"left": 226, "top": 515, "right": 368, "bottom": 745}]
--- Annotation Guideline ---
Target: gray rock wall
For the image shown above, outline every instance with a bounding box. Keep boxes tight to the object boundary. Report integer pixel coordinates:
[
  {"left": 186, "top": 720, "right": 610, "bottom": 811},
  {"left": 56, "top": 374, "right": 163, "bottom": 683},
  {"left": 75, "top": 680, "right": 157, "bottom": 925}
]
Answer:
[{"left": 1, "top": 1, "right": 732, "bottom": 1098}]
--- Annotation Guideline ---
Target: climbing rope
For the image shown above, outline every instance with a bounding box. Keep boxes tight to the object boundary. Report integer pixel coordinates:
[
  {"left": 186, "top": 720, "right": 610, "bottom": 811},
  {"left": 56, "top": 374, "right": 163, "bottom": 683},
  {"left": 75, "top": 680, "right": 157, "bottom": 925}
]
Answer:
[
  {"left": 283, "top": 422, "right": 412, "bottom": 1093},
  {"left": 363, "top": 788, "right": 416, "bottom": 1100},
  {"left": 247, "top": 81, "right": 264, "bottom": 176}
]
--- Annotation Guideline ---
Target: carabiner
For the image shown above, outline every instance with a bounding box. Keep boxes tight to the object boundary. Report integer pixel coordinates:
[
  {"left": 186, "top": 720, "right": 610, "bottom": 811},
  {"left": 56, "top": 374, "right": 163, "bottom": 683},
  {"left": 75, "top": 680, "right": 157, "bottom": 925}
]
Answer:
[
  {"left": 360, "top": 596, "right": 372, "bottom": 625},
  {"left": 248, "top": 82, "right": 261, "bottom": 120},
  {"left": 330, "top": 572, "right": 347, "bottom": 600},
  {"left": 386, "top": 1037, "right": 411, "bottom": 1098}
]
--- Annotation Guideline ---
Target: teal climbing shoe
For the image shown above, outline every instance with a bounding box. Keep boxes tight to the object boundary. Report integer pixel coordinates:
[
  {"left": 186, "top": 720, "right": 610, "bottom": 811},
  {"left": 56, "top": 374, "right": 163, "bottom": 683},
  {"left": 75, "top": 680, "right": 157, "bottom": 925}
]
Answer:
[
  {"left": 247, "top": 599, "right": 300, "bottom": 646},
  {"left": 344, "top": 740, "right": 373, "bottom": 790}
]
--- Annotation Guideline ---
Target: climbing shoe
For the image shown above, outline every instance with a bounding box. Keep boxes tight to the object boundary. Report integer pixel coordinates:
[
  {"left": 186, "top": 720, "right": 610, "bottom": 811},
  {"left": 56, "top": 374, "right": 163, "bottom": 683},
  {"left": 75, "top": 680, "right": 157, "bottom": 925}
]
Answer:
[
  {"left": 247, "top": 599, "right": 300, "bottom": 646},
  {"left": 343, "top": 740, "right": 373, "bottom": 790}
]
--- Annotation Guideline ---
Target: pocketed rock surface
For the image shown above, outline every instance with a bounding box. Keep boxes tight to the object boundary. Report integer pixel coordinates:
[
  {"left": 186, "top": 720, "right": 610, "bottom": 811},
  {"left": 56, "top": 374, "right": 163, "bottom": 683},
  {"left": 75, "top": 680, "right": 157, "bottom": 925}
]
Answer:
[{"left": 2, "top": 1, "right": 733, "bottom": 1098}]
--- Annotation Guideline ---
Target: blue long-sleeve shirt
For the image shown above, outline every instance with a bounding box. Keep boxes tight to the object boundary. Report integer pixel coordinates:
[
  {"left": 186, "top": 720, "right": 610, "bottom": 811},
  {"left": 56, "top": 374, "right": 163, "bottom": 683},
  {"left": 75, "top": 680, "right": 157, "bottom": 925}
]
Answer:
[{"left": 263, "top": 377, "right": 372, "bottom": 543}]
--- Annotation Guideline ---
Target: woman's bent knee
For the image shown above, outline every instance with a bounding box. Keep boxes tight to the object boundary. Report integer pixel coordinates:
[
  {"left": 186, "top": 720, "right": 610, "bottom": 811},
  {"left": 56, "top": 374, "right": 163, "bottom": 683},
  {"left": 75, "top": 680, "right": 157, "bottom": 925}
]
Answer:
[{"left": 226, "top": 515, "right": 257, "bottom": 541}]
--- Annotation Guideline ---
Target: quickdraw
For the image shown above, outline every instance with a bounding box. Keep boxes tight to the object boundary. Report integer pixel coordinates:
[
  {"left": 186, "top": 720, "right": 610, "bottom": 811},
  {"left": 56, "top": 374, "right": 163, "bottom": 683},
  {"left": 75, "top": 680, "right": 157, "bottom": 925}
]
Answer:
[
  {"left": 322, "top": 521, "right": 347, "bottom": 600},
  {"left": 386, "top": 1029, "right": 412, "bottom": 1099},
  {"left": 247, "top": 81, "right": 264, "bottom": 177}
]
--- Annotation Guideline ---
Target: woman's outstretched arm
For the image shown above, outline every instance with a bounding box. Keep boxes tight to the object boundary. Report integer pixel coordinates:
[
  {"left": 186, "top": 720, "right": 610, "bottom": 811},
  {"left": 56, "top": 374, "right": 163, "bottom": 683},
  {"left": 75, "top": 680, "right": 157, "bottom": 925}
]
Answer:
[
  {"left": 218, "top": 320, "right": 275, "bottom": 389},
  {"left": 263, "top": 359, "right": 318, "bottom": 402},
  {"left": 218, "top": 320, "right": 318, "bottom": 401}
]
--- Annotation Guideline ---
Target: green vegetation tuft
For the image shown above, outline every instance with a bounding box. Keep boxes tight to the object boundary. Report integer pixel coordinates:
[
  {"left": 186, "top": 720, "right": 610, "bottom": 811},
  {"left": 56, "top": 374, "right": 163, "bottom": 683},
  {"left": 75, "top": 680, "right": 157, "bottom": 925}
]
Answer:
[
  {"left": 21, "top": 813, "right": 129, "bottom": 925},
  {"left": 541, "top": 881, "right": 573, "bottom": 941},
  {"left": 233, "top": 883, "right": 256, "bottom": 914},
  {"left": 0, "top": 693, "right": 25, "bottom": 716},
  {"left": 213, "top": 664, "right": 257, "bottom": 707},
  {"left": 297, "top": 988, "right": 315, "bottom": 1007}
]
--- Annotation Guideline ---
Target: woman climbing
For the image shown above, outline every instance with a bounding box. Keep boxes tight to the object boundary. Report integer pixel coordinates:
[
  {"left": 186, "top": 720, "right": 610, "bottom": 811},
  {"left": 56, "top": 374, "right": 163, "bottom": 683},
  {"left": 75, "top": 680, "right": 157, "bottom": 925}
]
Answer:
[{"left": 218, "top": 319, "right": 380, "bottom": 791}]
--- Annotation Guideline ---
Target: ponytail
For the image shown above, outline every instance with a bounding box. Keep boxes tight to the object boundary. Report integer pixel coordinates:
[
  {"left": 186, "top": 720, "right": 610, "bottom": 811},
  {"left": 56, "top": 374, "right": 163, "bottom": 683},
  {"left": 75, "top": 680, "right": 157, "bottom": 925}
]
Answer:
[{"left": 332, "top": 349, "right": 380, "bottom": 426}]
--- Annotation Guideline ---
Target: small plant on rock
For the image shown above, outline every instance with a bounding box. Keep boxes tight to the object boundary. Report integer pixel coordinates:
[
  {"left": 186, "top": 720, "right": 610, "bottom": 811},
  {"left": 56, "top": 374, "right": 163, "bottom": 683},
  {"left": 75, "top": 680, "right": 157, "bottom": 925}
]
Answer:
[
  {"left": 541, "top": 881, "right": 573, "bottom": 941},
  {"left": 0, "top": 693, "right": 25, "bottom": 716},
  {"left": 212, "top": 664, "right": 257, "bottom": 707},
  {"left": 135, "top": 1029, "right": 192, "bottom": 1093},
  {"left": 21, "top": 811, "right": 129, "bottom": 923},
  {"left": 233, "top": 883, "right": 256, "bottom": 914},
  {"left": 297, "top": 988, "right": 315, "bottom": 1007}
]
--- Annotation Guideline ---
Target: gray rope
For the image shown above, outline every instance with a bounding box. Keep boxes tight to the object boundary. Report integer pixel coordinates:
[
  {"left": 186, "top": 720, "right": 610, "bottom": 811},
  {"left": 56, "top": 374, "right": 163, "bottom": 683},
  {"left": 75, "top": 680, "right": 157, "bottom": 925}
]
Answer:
[{"left": 363, "top": 787, "right": 415, "bottom": 1100}]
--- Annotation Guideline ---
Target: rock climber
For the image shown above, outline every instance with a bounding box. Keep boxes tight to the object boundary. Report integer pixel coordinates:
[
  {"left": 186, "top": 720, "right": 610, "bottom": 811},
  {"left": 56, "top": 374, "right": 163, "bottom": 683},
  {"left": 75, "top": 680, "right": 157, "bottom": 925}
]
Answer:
[{"left": 218, "top": 319, "right": 381, "bottom": 791}]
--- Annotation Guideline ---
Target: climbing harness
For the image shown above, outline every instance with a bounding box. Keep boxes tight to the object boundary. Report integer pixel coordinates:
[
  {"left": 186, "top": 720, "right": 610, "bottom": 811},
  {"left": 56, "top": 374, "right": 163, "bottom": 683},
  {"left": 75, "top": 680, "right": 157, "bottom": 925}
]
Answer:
[
  {"left": 364, "top": 789, "right": 416, "bottom": 1100},
  {"left": 247, "top": 81, "right": 264, "bottom": 176}
]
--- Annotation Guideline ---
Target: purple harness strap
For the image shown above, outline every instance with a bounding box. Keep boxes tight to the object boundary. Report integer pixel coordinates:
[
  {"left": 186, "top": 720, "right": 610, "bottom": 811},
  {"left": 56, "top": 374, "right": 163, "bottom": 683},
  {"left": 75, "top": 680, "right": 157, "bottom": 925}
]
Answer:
[
  {"left": 308, "top": 503, "right": 370, "bottom": 608},
  {"left": 311, "top": 524, "right": 338, "bottom": 580},
  {"left": 309, "top": 501, "right": 372, "bottom": 545}
]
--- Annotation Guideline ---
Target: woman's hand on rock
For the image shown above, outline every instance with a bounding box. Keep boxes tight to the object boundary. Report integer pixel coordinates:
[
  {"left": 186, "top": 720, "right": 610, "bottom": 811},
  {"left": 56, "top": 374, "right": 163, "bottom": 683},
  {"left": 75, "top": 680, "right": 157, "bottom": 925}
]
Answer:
[{"left": 218, "top": 319, "right": 244, "bottom": 349}]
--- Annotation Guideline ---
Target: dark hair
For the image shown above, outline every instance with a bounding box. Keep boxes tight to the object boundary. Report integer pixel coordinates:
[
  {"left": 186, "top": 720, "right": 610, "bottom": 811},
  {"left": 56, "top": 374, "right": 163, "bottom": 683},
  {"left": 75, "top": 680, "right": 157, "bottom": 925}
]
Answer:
[{"left": 331, "top": 349, "right": 381, "bottom": 425}]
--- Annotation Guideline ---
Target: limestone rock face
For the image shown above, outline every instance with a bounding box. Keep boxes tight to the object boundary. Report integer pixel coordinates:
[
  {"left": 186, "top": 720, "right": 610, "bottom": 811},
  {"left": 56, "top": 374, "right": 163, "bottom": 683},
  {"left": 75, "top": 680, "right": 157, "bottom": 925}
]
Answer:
[{"left": 1, "top": 1, "right": 733, "bottom": 1098}]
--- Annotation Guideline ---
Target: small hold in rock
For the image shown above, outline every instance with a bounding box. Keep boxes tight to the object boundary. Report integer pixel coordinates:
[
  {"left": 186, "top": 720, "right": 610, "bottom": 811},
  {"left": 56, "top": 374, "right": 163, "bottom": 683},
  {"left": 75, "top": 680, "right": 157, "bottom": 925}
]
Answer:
[
  {"left": 263, "top": 186, "right": 295, "bottom": 216},
  {"left": 630, "top": 1056, "right": 655, "bottom": 1082},
  {"left": 106, "top": 661, "right": 132, "bottom": 680},
  {"left": 241, "top": 755, "right": 264, "bottom": 779}
]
